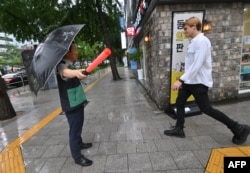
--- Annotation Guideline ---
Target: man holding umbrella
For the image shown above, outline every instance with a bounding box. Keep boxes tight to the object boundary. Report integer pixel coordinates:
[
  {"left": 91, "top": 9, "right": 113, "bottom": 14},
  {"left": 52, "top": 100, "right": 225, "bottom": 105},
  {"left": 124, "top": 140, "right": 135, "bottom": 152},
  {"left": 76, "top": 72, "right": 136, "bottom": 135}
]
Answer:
[
  {"left": 57, "top": 42, "right": 93, "bottom": 167},
  {"left": 22, "top": 25, "right": 93, "bottom": 166}
]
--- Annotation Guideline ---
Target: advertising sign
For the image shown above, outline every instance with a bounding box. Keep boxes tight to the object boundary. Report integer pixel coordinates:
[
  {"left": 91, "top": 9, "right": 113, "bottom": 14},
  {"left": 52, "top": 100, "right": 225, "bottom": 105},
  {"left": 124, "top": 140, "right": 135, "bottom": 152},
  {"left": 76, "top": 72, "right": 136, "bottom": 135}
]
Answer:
[
  {"left": 166, "top": 11, "right": 204, "bottom": 118},
  {"left": 170, "top": 11, "right": 205, "bottom": 104},
  {"left": 126, "top": 26, "right": 135, "bottom": 37}
]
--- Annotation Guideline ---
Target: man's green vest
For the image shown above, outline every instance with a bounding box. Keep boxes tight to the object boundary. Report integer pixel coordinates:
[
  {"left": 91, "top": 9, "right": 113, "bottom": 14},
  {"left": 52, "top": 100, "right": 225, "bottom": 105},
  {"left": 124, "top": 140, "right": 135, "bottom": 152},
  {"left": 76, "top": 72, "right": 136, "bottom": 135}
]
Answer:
[{"left": 56, "top": 61, "right": 86, "bottom": 112}]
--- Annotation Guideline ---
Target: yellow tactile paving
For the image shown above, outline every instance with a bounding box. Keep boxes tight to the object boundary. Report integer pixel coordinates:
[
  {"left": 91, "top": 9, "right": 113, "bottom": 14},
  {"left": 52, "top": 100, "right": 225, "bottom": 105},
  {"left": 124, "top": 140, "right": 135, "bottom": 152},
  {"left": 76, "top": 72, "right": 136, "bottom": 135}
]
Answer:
[
  {"left": 238, "top": 146, "right": 250, "bottom": 155},
  {"left": 0, "top": 69, "right": 110, "bottom": 173},
  {"left": 205, "top": 146, "right": 250, "bottom": 173},
  {"left": 0, "top": 146, "right": 25, "bottom": 173}
]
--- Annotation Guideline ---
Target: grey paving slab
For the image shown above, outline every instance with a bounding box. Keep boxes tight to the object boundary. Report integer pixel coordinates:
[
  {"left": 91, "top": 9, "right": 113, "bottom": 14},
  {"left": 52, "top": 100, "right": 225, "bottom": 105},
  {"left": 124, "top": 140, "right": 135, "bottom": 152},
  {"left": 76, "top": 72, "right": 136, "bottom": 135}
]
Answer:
[
  {"left": 41, "top": 144, "right": 65, "bottom": 158},
  {"left": 59, "top": 157, "right": 82, "bottom": 173},
  {"left": 109, "top": 131, "right": 127, "bottom": 141},
  {"left": 170, "top": 150, "right": 203, "bottom": 170},
  {"left": 192, "top": 124, "right": 220, "bottom": 136},
  {"left": 149, "top": 152, "right": 177, "bottom": 171},
  {"left": 128, "top": 153, "right": 152, "bottom": 172},
  {"left": 105, "top": 154, "right": 128, "bottom": 172},
  {"left": 172, "top": 137, "right": 201, "bottom": 150},
  {"left": 97, "top": 141, "right": 117, "bottom": 155},
  {"left": 117, "top": 140, "right": 137, "bottom": 154},
  {"left": 93, "top": 132, "right": 111, "bottom": 142},
  {"left": 22, "top": 145, "right": 49, "bottom": 159},
  {"left": 136, "top": 140, "right": 158, "bottom": 153},
  {"left": 167, "top": 169, "right": 205, "bottom": 173},
  {"left": 2, "top": 67, "right": 250, "bottom": 173},
  {"left": 43, "top": 135, "right": 68, "bottom": 146},
  {"left": 126, "top": 130, "right": 143, "bottom": 141},
  {"left": 183, "top": 126, "right": 198, "bottom": 137},
  {"left": 38, "top": 157, "right": 67, "bottom": 173},
  {"left": 25, "top": 157, "right": 48, "bottom": 173},
  {"left": 141, "top": 128, "right": 162, "bottom": 140},
  {"left": 74, "top": 155, "right": 107, "bottom": 173},
  {"left": 102, "top": 123, "right": 119, "bottom": 133},
  {"left": 24, "top": 135, "right": 51, "bottom": 146},
  {"left": 141, "top": 171, "right": 169, "bottom": 173},
  {"left": 192, "top": 149, "right": 212, "bottom": 167},
  {"left": 58, "top": 144, "right": 71, "bottom": 157},
  {"left": 192, "top": 135, "right": 221, "bottom": 149},
  {"left": 154, "top": 139, "right": 178, "bottom": 152}
]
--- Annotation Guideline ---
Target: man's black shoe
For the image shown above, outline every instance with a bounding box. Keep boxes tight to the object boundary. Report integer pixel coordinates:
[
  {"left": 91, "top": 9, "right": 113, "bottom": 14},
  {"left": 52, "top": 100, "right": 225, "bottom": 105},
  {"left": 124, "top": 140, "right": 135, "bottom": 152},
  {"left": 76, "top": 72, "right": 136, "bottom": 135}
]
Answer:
[
  {"left": 164, "top": 126, "right": 185, "bottom": 138},
  {"left": 231, "top": 124, "right": 250, "bottom": 145},
  {"left": 75, "top": 156, "right": 93, "bottom": 167},
  {"left": 80, "top": 143, "right": 92, "bottom": 149}
]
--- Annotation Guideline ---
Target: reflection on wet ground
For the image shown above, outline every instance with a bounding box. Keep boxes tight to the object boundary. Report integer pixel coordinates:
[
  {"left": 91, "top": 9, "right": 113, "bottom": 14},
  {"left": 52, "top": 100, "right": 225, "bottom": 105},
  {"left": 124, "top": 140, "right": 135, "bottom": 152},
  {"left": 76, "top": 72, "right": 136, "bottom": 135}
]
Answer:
[
  {"left": 0, "top": 86, "right": 61, "bottom": 152},
  {"left": 7, "top": 85, "right": 33, "bottom": 110}
]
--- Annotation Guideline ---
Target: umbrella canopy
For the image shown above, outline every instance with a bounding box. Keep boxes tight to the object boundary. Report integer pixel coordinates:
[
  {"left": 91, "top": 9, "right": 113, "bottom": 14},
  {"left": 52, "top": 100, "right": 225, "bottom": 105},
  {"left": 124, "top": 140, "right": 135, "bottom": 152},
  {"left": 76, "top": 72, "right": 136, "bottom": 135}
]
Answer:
[{"left": 25, "top": 24, "right": 84, "bottom": 95}]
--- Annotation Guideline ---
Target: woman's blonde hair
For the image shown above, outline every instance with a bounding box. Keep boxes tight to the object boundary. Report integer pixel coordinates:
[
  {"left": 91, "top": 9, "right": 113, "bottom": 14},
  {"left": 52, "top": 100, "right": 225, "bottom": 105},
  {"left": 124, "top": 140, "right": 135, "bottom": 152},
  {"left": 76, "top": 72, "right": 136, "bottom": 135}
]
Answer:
[{"left": 183, "top": 17, "right": 202, "bottom": 31}]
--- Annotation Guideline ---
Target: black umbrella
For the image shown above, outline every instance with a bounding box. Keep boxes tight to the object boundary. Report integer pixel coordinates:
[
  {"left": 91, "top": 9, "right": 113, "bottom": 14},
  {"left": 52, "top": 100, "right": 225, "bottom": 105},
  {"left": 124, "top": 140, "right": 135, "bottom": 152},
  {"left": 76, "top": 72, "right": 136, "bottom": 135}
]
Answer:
[{"left": 25, "top": 24, "right": 84, "bottom": 95}]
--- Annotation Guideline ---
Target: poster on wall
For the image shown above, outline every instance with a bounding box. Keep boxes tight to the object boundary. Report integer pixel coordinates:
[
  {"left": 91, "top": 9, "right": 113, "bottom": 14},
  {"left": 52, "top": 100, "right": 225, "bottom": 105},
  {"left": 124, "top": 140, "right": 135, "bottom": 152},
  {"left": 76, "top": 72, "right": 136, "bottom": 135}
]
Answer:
[{"left": 167, "top": 10, "right": 205, "bottom": 118}]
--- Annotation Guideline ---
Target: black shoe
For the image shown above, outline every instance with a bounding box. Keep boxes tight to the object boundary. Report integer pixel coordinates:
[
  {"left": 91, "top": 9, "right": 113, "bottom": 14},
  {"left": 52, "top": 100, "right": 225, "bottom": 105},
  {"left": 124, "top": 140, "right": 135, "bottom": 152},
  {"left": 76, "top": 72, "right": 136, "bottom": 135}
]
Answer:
[
  {"left": 75, "top": 156, "right": 93, "bottom": 167},
  {"left": 164, "top": 126, "right": 185, "bottom": 138},
  {"left": 231, "top": 124, "right": 250, "bottom": 145},
  {"left": 80, "top": 143, "right": 92, "bottom": 149}
]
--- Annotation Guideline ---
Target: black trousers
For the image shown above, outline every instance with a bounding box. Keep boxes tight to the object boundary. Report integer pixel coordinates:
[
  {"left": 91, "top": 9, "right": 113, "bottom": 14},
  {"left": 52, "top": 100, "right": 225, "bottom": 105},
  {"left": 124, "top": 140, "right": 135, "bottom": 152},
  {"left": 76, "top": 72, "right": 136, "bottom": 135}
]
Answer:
[
  {"left": 175, "top": 84, "right": 236, "bottom": 129},
  {"left": 65, "top": 107, "right": 84, "bottom": 161}
]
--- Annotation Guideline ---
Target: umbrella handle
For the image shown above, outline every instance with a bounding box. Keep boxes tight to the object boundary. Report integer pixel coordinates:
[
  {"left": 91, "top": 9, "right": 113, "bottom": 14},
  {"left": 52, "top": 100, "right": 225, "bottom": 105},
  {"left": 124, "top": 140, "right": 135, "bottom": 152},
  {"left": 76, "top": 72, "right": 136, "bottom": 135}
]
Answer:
[{"left": 82, "top": 71, "right": 89, "bottom": 75}]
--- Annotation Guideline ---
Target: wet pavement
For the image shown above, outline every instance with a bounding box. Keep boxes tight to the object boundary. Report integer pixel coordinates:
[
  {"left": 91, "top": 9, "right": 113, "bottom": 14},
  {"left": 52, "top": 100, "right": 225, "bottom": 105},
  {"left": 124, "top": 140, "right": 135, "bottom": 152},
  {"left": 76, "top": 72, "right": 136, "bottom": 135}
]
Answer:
[
  {"left": 1, "top": 67, "right": 250, "bottom": 173},
  {"left": 1, "top": 86, "right": 60, "bottom": 151}
]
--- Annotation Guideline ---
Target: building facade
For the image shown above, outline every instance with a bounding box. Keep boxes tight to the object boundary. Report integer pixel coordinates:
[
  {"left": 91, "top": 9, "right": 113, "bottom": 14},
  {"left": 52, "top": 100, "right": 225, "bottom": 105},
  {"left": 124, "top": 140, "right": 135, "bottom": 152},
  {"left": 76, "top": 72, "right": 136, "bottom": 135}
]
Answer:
[
  {"left": 0, "top": 32, "right": 34, "bottom": 56},
  {"left": 125, "top": 0, "right": 250, "bottom": 110},
  {"left": 0, "top": 32, "right": 15, "bottom": 57}
]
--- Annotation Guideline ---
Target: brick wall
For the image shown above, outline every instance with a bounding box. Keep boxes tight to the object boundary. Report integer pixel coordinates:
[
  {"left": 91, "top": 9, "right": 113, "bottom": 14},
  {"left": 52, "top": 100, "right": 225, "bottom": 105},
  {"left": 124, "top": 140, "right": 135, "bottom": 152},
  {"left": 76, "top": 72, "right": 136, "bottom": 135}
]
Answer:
[{"left": 141, "top": 2, "right": 243, "bottom": 110}]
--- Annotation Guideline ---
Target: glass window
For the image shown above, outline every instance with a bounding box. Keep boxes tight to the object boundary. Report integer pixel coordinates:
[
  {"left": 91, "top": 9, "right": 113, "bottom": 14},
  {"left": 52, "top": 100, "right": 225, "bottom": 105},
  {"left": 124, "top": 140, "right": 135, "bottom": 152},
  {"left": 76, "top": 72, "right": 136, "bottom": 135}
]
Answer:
[{"left": 239, "top": 4, "right": 250, "bottom": 93}]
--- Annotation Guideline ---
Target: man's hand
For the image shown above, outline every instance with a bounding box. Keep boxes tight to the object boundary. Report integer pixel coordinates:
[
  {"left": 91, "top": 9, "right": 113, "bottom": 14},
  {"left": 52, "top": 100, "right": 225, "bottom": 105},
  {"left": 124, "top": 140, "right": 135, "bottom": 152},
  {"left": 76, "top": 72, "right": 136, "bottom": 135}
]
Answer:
[
  {"left": 75, "top": 69, "right": 87, "bottom": 80},
  {"left": 171, "top": 80, "right": 182, "bottom": 90},
  {"left": 61, "top": 69, "right": 87, "bottom": 79}
]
